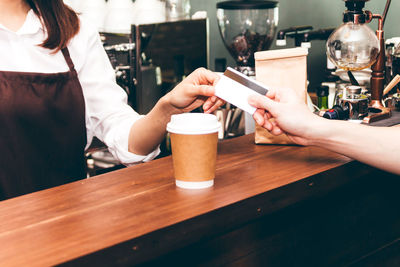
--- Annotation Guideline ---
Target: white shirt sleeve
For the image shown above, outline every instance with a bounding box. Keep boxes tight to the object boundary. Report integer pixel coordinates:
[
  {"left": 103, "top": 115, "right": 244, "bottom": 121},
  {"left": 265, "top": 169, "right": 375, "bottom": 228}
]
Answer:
[{"left": 70, "top": 18, "right": 160, "bottom": 164}]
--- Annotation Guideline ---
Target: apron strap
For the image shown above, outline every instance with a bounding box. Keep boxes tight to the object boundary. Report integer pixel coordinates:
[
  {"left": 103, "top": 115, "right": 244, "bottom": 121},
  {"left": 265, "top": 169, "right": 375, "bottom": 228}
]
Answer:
[{"left": 61, "top": 47, "right": 76, "bottom": 73}]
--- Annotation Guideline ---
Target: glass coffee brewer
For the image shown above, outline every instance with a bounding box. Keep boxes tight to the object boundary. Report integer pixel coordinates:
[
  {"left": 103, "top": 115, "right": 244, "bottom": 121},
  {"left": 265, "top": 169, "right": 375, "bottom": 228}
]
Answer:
[
  {"left": 326, "top": 0, "right": 393, "bottom": 123},
  {"left": 216, "top": 0, "right": 278, "bottom": 137}
]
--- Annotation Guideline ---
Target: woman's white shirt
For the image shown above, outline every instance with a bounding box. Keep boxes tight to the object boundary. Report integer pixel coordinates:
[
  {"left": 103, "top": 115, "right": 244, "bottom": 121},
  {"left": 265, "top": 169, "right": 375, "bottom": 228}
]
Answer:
[{"left": 0, "top": 10, "right": 160, "bottom": 164}]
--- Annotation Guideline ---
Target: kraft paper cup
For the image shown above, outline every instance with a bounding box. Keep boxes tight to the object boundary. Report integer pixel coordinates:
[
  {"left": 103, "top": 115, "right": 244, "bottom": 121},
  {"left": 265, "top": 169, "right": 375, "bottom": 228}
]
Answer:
[{"left": 167, "top": 113, "right": 221, "bottom": 189}]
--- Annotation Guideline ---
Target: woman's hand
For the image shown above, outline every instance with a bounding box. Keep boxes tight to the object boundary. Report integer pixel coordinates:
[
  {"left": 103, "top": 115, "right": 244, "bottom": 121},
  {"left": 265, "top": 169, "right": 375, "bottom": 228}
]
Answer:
[
  {"left": 248, "top": 87, "right": 321, "bottom": 146},
  {"left": 128, "top": 68, "right": 224, "bottom": 155},
  {"left": 164, "top": 68, "right": 224, "bottom": 114}
]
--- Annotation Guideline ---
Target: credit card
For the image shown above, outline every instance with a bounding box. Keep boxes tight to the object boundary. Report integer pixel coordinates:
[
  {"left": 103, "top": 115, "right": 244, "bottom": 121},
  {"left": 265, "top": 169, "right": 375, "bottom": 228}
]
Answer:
[{"left": 215, "top": 67, "right": 269, "bottom": 114}]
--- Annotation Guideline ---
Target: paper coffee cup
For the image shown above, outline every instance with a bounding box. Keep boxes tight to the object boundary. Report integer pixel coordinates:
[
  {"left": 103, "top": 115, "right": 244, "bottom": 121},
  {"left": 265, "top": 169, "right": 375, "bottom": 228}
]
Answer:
[{"left": 167, "top": 113, "right": 221, "bottom": 189}]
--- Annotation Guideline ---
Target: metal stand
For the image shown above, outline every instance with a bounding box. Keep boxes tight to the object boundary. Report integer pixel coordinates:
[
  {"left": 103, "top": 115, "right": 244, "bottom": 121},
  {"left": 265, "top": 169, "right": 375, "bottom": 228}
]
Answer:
[
  {"left": 363, "top": 27, "right": 392, "bottom": 123},
  {"left": 362, "top": 2, "right": 392, "bottom": 123}
]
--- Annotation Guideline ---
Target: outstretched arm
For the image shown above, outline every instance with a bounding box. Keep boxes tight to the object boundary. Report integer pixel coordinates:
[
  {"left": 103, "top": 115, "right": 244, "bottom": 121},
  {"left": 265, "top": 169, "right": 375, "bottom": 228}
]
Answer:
[{"left": 248, "top": 88, "right": 400, "bottom": 175}]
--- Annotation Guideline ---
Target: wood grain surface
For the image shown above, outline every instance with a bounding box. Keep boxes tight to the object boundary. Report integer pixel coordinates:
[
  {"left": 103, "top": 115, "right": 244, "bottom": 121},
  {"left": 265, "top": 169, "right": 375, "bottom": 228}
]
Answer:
[{"left": 0, "top": 134, "right": 353, "bottom": 266}]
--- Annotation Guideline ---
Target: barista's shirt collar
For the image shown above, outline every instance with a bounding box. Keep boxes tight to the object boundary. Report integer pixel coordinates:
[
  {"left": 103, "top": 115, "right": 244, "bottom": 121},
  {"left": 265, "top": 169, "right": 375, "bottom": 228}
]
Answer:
[{"left": 0, "top": 9, "right": 43, "bottom": 35}]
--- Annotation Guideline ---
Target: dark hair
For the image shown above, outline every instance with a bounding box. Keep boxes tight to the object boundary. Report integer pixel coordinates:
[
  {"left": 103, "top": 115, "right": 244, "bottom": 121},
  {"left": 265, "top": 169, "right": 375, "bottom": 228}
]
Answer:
[{"left": 26, "top": 0, "right": 80, "bottom": 51}]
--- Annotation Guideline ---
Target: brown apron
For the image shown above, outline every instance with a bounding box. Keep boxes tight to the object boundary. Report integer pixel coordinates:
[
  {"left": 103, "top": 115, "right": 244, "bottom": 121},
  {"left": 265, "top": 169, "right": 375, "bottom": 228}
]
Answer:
[{"left": 0, "top": 48, "right": 87, "bottom": 200}]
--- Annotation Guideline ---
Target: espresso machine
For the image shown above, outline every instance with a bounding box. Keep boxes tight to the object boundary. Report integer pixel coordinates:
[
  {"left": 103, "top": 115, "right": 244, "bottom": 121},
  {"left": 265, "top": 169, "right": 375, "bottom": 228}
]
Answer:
[
  {"left": 101, "top": 19, "right": 209, "bottom": 114},
  {"left": 216, "top": 0, "right": 279, "bottom": 136},
  {"left": 86, "top": 19, "right": 209, "bottom": 176}
]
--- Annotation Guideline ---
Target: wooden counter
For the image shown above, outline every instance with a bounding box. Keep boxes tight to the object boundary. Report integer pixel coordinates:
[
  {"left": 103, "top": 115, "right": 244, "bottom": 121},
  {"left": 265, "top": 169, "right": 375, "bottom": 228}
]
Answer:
[{"left": 0, "top": 134, "right": 399, "bottom": 266}]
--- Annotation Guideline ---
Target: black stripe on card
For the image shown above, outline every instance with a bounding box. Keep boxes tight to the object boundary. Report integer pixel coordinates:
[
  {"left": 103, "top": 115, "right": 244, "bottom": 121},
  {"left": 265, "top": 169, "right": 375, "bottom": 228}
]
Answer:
[{"left": 223, "top": 67, "right": 269, "bottom": 95}]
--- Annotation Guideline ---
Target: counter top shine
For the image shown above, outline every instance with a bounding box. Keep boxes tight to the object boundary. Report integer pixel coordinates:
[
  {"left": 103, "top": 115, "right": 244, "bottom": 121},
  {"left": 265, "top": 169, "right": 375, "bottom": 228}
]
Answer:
[{"left": 0, "top": 134, "right": 357, "bottom": 266}]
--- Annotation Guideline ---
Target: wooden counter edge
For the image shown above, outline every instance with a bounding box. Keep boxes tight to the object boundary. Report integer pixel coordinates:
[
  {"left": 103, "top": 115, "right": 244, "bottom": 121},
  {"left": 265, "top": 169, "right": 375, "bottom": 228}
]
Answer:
[{"left": 61, "top": 160, "right": 378, "bottom": 266}]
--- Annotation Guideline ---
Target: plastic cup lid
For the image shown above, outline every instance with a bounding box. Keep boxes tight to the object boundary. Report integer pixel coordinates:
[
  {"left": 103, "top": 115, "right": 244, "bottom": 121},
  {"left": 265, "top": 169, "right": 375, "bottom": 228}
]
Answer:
[{"left": 167, "top": 113, "right": 221, "bottom": 135}]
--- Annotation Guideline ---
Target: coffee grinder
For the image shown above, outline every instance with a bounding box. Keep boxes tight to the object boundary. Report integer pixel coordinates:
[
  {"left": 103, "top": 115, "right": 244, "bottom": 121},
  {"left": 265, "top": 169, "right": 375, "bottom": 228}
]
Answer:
[
  {"left": 217, "top": 0, "right": 279, "bottom": 77},
  {"left": 216, "top": 0, "right": 278, "bottom": 136},
  {"left": 326, "top": 0, "right": 393, "bottom": 123}
]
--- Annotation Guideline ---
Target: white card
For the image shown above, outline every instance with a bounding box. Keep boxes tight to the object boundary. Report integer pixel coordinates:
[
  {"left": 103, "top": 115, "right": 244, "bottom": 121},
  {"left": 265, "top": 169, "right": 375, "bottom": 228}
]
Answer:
[{"left": 215, "top": 67, "right": 269, "bottom": 115}]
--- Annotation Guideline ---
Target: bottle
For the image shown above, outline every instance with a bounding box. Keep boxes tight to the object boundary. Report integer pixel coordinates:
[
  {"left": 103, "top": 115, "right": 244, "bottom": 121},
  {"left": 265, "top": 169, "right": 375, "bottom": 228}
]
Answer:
[
  {"left": 393, "top": 43, "right": 400, "bottom": 92},
  {"left": 215, "top": 58, "right": 227, "bottom": 73},
  {"left": 321, "top": 56, "right": 340, "bottom": 108},
  {"left": 104, "top": 0, "right": 136, "bottom": 34},
  {"left": 133, "top": 0, "right": 165, "bottom": 25},
  {"left": 317, "top": 85, "right": 329, "bottom": 110},
  {"left": 166, "top": 0, "right": 191, "bottom": 21},
  {"left": 385, "top": 39, "right": 395, "bottom": 83},
  {"left": 320, "top": 105, "right": 349, "bottom": 120},
  {"left": 164, "top": 55, "right": 186, "bottom": 95},
  {"left": 173, "top": 55, "right": 186, "bottom": 84}
]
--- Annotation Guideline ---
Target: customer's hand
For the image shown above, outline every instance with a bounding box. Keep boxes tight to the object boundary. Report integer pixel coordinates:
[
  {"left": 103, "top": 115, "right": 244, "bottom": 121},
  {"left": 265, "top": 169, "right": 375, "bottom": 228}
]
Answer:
[
  {"left": 165, "top": 68, "right": 224, "bottom": 114},
  {"left": 248, "top": 87, "right": 320, "bottom": 146}
]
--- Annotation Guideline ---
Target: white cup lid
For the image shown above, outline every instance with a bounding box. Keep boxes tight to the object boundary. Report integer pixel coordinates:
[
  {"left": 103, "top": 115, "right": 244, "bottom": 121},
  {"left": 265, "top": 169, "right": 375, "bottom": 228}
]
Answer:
[{"left": 167, "top": 113, "right": 221, "bottom": 135}]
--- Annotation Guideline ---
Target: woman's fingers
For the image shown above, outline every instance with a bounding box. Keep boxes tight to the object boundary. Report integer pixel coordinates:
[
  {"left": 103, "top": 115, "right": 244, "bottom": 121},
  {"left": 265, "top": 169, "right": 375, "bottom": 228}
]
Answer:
[
  {"left": 186, "top": 68, "right": 220, "bottom": 86},
  {"left": 203, "top": 98, "right": 225, "bottom": 113},
  {"left": 188, "top": 84, "right": 215, "bottom": 97}
]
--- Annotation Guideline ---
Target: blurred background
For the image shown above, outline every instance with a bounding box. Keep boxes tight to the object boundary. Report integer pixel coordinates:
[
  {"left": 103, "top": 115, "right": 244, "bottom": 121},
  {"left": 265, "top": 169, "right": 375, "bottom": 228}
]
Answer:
[
  {"left": 66, "top": 0, "right": 400, "bottom": 92},
  {"left": 192, "top": 0, "right": 400, "bottom": 89},
  {"left": 69, "top": 0, "right": 400, "bottom": 173}
]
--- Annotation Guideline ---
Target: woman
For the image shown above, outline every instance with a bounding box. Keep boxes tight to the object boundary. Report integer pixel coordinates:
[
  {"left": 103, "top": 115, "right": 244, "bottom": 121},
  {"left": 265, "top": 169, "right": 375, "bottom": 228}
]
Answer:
[
  {"left": 249, "top": 87, "right": 400, "bottom": 175},
  {"left": 0, "top": 0, "right": 222, "bottom": 200}
]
